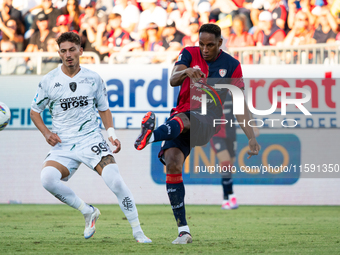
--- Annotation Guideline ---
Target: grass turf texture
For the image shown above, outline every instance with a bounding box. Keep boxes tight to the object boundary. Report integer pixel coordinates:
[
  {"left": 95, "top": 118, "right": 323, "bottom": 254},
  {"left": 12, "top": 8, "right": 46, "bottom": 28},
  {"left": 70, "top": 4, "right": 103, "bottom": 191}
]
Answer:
[{"left": 0, "top": 204, "right": 339, "bottom": 254}]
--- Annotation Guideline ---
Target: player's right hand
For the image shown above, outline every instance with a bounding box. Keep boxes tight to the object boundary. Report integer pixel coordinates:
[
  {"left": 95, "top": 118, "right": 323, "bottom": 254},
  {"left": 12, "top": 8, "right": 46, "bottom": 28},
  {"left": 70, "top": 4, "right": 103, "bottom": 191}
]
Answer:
[
  {"left": 185, "top": 68, "right": 206, "bottom": 83},
  {"left": 247, "top": 138, "right": 260, "bottom": 159},
  {"left": 45, "top": 132, "right": 62, "bottom": 146},
  {"left": 109, "top": 138, "right": 121, "bottom": 154}
]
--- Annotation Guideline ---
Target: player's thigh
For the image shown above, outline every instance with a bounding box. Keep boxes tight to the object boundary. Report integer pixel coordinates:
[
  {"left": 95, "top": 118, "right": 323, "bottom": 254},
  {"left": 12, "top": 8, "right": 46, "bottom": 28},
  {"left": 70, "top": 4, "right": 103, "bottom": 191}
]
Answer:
[
  {"left": 43, "top": 148, "right": 81, "bottom": 181},
  {"left": 163, "top": 147, "right": 185, "bottom": 174},
  {"left": 95, "top": 155, "right": 116, "bottom": 175},
  {"left": 190, "top": 112, "right": 216, "bottom": 146},
  {"left": 78, "top": 132, "right": 114, "bottom": 174},
  {"left": 212, "top": 137, "right": 231, "bottom": 162},
  {"left": 225, "top": 137, "right": 236, "bottom": 159}
]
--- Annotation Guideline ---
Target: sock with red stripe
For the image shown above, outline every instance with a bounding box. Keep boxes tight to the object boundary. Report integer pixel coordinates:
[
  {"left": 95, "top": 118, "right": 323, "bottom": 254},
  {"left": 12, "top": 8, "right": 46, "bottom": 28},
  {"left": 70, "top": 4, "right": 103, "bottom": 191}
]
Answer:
[
  {"left": 166, "top": 174, "right": 187, "bottom": 227},
  {"left": 152, "top": 117, "right": 184, "bottom": 142}
]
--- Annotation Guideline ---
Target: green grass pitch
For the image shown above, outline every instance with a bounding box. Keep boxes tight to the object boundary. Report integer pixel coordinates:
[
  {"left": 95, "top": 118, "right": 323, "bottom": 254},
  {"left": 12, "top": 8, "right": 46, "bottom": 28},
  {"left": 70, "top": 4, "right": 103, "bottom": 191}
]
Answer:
[{"left": 1, "top": 204, "right": 339, "bottom": 254}]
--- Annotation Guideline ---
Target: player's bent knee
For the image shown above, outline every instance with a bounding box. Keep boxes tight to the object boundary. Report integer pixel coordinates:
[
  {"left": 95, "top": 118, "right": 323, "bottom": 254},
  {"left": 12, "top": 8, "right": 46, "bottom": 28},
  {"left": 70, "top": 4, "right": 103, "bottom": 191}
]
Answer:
[
  {"left": 164, "top": 148, "right": 185, "bottom": 174},
  {"left": 95, "top": 155, "right": 116, "bottom": 175},
  {"left": 177, "top": 113, "right": 190, "bottom": 131},
  {"left": 166, "top": 161, "right": 183, "bottom": 175},
  {"left": 41, "top": 166, "right": 62, "bottom": 191}
]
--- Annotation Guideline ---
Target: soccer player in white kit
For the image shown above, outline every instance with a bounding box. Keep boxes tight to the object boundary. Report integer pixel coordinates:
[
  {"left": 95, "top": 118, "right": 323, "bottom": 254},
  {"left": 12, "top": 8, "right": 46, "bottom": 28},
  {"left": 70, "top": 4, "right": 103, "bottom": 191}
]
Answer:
[{"left": 30, "top": 32, "right": 151, "bottom": 243}]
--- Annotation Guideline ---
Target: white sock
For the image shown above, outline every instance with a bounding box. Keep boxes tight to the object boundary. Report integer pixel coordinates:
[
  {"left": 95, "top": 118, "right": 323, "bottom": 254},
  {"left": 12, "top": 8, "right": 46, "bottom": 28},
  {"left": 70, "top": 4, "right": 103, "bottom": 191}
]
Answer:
[
  {"left": 78, "top": 200, "right": 94, "bottom": 215},
  {"left": 41, "top": 166, "right": 92, "bottom": 215},
  {"left": 178, "top": 225, "right": 190, "bottom": 234},
  {"left": 148, "top": 133, "right": 155, "bottom": 143},
  {"left": 101, "top": 164, "right": 142, "bottom": 235}
]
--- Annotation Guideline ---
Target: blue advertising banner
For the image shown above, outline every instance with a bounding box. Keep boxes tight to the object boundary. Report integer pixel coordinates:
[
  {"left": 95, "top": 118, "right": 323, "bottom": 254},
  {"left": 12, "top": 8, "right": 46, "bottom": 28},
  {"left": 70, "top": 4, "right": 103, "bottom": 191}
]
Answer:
[{"left": 151, "top": 134, "right": 300, "bottom": 185}]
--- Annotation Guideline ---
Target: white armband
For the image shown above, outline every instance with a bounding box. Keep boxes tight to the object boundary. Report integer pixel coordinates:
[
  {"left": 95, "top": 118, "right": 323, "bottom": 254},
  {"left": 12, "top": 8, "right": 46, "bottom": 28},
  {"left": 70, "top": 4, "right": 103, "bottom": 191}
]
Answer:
[{"left": 107, "top": 127, "right": 118, "bottom": 140}]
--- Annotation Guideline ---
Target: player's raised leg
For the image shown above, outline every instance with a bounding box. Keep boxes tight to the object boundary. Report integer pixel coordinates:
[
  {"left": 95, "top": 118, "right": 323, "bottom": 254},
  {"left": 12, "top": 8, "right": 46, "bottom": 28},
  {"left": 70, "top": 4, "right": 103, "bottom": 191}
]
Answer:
[
  {"left": 164, "top": 148, "right": 192, "bottom": 244},
  {"left": 40, "top": 161, "right": 99, "bottom": 239},
  {"left": 96, "top": 155, "right": 152, "bottom": 243},
  {"left": 135, "top": 112, "right": 189, "bottom": 150}
]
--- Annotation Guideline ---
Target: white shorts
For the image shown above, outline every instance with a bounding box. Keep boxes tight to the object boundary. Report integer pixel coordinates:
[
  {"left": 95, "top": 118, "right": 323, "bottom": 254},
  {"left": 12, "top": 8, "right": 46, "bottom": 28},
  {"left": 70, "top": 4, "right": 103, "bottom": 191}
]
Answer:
[{"left": 44, "top": 131, "right": 113, "bottom": 181}]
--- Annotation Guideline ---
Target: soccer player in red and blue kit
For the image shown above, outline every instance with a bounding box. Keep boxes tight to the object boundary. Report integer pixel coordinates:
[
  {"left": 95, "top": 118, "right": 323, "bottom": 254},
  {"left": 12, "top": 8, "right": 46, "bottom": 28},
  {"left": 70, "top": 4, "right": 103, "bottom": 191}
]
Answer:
[
  {"left": 135, "top": 24, "right": 260, "bottom": 244},
  {"left": 211, "top": 92, "right": 239, "bottom": 210}
]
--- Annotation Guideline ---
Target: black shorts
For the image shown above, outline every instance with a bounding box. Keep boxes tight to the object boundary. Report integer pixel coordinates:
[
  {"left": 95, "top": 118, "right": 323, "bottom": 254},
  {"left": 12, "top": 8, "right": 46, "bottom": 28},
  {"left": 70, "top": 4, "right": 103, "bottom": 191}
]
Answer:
[{"left": 159, "top": 111, "right": 216, "bottom": 165}]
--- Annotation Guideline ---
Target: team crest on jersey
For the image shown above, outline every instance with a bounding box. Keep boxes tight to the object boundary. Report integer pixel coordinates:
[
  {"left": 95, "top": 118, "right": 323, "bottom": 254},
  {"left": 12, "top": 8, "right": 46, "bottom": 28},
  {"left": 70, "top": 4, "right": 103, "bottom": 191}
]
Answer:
[
  {"left": 69, "top": 82, "right": 77, "bottom": 92},
  {"left": 219, "top": 69, "right": 227, "bottom": 77}
]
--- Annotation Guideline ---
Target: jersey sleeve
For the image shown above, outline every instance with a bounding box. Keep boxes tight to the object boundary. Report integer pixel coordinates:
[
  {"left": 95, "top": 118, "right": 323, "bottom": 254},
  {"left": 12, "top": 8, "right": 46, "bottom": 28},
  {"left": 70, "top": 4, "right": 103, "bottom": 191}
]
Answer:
[
  {"left": 231, "top": 63, "right": 245, "bottom": 89},
  {"left": 31, "top": 78, "right": 50, "bottom": 113},
  {"left": 95, "top": 75, "right": 109, "bottom": 111},
  {"left": 175, "top": 48, "right": 192, "bottom": 67}
]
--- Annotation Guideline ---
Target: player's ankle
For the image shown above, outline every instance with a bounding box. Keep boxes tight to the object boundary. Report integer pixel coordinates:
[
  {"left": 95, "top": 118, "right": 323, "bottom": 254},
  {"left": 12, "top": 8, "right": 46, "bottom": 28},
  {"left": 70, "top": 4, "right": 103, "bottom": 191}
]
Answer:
[
  {"left": 178, "top": 225, "right": 190, "bottom": 234},
  {"left": 131, "top": 218, "right": 143, "bottom": 235},
  {"left": 78, "top": 201, "right": 93, "bottom": 215}
]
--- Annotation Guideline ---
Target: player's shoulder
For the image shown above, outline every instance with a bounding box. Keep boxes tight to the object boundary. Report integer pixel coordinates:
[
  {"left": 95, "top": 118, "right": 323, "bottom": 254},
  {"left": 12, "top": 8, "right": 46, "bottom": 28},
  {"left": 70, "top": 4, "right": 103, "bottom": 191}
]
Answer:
[
  {"left": 80, "top": 66, "right": 102, "bottom": 80},
  {"left": 182, "top": 46, "right": 200, "bottom": 54},
  {"left": 80, "top": 66, "right": 99, "bottom": 76},
  {"left": 219, "top": 51, "right": 241, "bottom": 67},
  {"left": 178, "top": 46, "right": 200, "bottom": 61},
  {"left": 40, "top": 67, "right": 61, "bottom": 88}
]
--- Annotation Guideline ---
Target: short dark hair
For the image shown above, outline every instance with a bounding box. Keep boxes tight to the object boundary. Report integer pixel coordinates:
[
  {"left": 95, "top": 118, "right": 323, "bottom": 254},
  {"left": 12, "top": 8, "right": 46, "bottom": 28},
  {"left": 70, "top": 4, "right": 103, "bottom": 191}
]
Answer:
[
  {"left": 56, "top": 32, "right": 81, "bottom": 47},
  {"left": 199, "top": 23, "right": 221, "bottom": 39}
]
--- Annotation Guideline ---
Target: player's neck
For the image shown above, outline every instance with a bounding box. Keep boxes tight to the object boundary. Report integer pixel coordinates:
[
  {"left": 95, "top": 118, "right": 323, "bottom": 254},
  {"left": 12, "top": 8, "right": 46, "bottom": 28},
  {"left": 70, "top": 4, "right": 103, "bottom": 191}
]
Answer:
[{"left": 61, "top": 64, "right": 81, "bottom": 78}]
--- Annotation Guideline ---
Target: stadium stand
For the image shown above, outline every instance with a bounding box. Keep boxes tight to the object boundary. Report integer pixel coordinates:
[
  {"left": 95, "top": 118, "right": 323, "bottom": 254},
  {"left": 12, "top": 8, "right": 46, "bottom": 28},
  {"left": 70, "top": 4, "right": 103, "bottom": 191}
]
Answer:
[{"left": 1, "top": 0, "right": 340, "bottom": 72}]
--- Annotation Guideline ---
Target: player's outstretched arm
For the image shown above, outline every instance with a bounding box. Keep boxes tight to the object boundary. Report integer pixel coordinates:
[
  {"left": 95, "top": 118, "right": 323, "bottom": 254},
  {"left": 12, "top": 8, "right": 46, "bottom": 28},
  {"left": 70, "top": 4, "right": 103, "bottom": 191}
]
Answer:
[
  {"left": 30, "top": 109, "right": 61, "bottom": 146},
  {"left": 98, "top": 109, "right": 121, "bottom": 153},
  {"left": 170, "top": 64, "right": 206, "bottom": 87},
  {"left": 235, "top": 100, "right": 260, "bottom": 159}
]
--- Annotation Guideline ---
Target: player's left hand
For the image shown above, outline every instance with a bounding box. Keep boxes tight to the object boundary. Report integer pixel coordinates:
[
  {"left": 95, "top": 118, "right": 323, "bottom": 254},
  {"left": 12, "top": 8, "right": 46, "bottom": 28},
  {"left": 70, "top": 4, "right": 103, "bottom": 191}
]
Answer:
[
  {"left": 109, "top": 137, "right": 121, "bottom": 153},
  {"left": 247, "top": 138, "right": 260, "bottom": 159}
]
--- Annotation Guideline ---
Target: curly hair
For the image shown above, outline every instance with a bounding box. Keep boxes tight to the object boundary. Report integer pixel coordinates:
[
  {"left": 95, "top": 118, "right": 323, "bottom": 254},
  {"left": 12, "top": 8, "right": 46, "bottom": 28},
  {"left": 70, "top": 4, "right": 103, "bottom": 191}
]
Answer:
[
  {"left": 199, "top": 23, "right": 221, "bottom": 38},
  {"left": 56, "top": 32, "right": 81, "bottom": 47}
]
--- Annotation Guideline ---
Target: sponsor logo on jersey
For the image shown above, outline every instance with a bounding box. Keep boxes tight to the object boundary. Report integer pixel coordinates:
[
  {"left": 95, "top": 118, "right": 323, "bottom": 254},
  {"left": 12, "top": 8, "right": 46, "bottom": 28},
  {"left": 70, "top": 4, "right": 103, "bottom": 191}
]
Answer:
[
  {"left": 192, "top": 95, "right": 213, "bottom": 103},
  {"left": 60, "top": 96, "right": 89, "bottom": 111},
  {"left": 219, "top": 69, "right": 227, "bottom": 77},
  {"left": 193, "top": 65, "right": 201, "bottom": 70},
  {"left": 69, "top": 82, "right": 77, "bottom": 92},
  {"left": 54, "top": 82, "right": 62, "bottom": 88}
]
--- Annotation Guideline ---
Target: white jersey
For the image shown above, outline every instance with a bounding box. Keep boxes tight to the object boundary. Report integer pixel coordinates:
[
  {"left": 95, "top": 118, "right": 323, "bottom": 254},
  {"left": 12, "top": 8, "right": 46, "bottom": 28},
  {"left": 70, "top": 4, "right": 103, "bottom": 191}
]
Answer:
[{"left": 31, "top": 66, "right": 109, "bottom": 144}]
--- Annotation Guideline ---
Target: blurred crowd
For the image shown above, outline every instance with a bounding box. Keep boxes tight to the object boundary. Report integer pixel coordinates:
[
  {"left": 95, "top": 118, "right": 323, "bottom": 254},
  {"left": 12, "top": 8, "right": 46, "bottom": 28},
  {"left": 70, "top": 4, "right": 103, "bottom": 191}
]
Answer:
[{"left": 1, "top": 0, "right": 340, "bottom": 72}]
